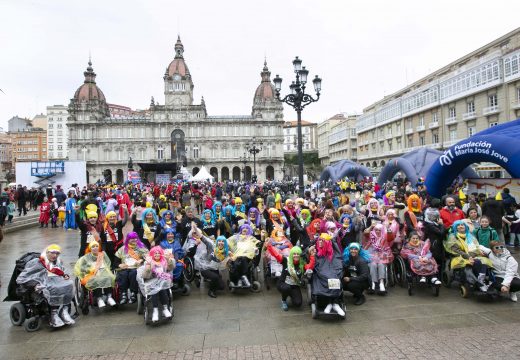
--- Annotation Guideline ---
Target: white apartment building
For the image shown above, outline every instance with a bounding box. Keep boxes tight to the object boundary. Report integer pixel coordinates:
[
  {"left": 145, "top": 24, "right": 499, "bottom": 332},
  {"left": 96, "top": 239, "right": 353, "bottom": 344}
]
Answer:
[
  {"left": 356, "top": 27, "right": 520, "bottom": 173},
  {"left": 283, "top": 120, "right": 317, "bottom": 153},
  {"left": 317, "top": 113, "right": 358, "bottom": 166},
  {"left": 46, "top": 105, "right": 69, "bottom": 160}
]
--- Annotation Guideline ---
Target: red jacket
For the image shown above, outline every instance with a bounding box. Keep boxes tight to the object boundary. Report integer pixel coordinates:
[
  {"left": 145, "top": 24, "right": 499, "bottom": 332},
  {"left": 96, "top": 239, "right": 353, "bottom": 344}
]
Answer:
[{"left": 439, "top": 207, "right": 465, "bottom": 229}]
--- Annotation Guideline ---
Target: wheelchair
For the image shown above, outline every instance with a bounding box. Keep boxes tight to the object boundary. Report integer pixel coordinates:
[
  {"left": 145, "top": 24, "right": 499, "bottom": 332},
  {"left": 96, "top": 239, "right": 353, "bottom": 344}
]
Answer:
[
  {"left": 227, "top": 258, "right": 262, "bottom": 293},
  {"left": 74, "top": 277, "right": 119, "bottom": 315},
  {"left": 9, "top": 285, "right": 78, "bottom": 332},
  {"left": 441, "top": 257, "right": 498, "bottom": 300},
  {"left": 136, "top": 287, "right": 173, "bottom": 325},
  {"left": 401, "top": 258, "right": 440, "bottom": 297},
  {"left": 308, "top": 275, "right": 346, "bottom": 320}
]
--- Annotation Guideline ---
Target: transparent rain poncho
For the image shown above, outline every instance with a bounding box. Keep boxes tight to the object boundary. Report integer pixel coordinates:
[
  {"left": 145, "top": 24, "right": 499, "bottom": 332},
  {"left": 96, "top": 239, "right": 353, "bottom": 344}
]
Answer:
[
  {"left": 136, "top": 260, "right": 173, "bottom": 297},
  {"left": 74, "top": 252, "right": 115, "bottom": 290},
  {"left": 16, "top": 258, "right": 74, "bottom": 306}
]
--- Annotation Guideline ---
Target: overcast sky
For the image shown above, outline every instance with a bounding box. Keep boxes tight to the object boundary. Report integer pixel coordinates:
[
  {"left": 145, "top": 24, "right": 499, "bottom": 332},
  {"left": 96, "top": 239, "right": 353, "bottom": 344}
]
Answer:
[{"left": 1, "top": 0, "right": 519, "bottom": 131}]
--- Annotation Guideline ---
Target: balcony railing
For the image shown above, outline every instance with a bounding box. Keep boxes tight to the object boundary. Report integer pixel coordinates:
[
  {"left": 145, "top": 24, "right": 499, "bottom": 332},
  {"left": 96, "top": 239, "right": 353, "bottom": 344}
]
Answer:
[
  {"left": 462, "top": 111, "right": 477, "bottom": 121},
  {"left": 512, "top": 100, "right": 520, "bottom": 110},
  {"left": 416, "top": 125, "right": 425, "bottom": 132},
  {"left": 445, "top": 116, "right": 457, "bottom": 125},
  {"left": 405, "top": 128, "right": 414, "bottom": 135},
  {"left": 429, "top": 122, "right": 439, "bottom": 129},
  {"left": 483, "top": 105, "right": 499, "bottom": 116}
]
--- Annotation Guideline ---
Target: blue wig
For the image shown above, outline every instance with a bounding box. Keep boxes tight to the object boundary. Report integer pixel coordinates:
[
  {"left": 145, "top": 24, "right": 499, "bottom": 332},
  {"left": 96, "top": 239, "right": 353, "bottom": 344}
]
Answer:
[
  {"left": 343, "top": 242, "right": 371, "bottom": 266},
  {"left": 212, "top": 201, "right": 223, "bottom": 219},
  {"left": 141, "top": 208, "right": 158, "bottom": 227},
  {"left": 339, "top": 213, "right": 353, "bottom": 232},
  {"left": 223, "top": 205, "right": 234, "bottom": 222},
  {"left": 451, "top": 220, "right": 473, "bottom": 245},
  {"left": 159, "top": 210, "right": 174, "bottom": 228},
  {"left": 201, "top": 209, "right": 215, "bottom": 226},
  {"left": 215, "top": 235, "right": 229, "bottom": 256},
  {"left": 161, "top": 227, "right": 176, "bottom": 242}
]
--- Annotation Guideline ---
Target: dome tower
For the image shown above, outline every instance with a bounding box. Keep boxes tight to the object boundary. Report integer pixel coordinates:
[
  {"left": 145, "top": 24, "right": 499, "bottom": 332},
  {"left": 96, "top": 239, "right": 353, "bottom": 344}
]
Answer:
[
  {"left": 69, "top": 59, "right": 109, "bottom": 120},
  {"left": 164, "top": 36, "right": 194, "bottom": 107},
  {"left": 252, "top": 60, "right": 283, "bottom": 119}
]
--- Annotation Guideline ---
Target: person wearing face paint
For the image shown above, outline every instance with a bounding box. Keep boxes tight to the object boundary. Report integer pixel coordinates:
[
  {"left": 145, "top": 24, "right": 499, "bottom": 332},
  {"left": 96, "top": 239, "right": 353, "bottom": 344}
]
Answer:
[
  {"left": 272, "top": 246, "right": 315, "bottom": 311},
  {"left": 74, "top": 240, "right": 116, "bottom": 308},
  {"left": 138, "top": 246, "right": 174, "bottom": 322},
  {"left": 16, "top": 244, "right": 75, "bottom": 327},
  {"left": 114, "top": 232, "right": 148, "bottom": 304},
  {"left": 445, "top": 220, "right": 493, "bottom": 292},
  {"left": 440, "top": 197, "right": 465, "bottom": 230},
  {"left": 481, "top": 240, "right": 520, "bottom": 302},
  {"left": 75, "top": 204, "right": 105, "bottom": 258},
  {"left": 342, "top": 242, "right": 371, "bottom": 305}
]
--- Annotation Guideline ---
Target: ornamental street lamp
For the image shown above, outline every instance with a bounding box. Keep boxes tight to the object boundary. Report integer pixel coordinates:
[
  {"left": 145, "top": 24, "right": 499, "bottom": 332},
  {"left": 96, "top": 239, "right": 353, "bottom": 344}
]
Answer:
[
  {"left": 239, "top": 152, "right": 248, "bottom": 179},
  {"left": 273, "top": 57, "right": 321, "bottom": 197},
  {"left": 245, "top": 137, "right": 263, "bottom": 182}
]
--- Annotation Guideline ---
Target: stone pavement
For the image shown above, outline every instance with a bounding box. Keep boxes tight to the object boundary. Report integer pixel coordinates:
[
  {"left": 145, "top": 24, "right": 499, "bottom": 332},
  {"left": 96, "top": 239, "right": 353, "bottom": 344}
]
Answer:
[{"left": 1, "top": 227, "right": 520, "bottom": 360}]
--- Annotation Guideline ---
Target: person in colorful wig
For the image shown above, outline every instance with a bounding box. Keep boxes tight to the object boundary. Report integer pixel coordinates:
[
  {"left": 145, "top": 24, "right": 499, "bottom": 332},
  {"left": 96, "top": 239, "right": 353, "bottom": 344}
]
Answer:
[
  {"left": 342, "top": 242, "right": 371, "bottom": 305},
  {"left": 114, "top": 231, "right": 148, "bottom": 304},
  {"left": 16, "top": 244, "right": 75, "bottom": 327},
  {"left": 273, "top": 245, "right": 316, "bottom": 311},
  {"left": 74, "top": 240, "right": 116, "bottom": 308},
  {"left": 227, "top": 224, "right": 260, "bottom": 288},
  {"left": 159, "top": 227, "right": 186, "bottom": 289},
  {"left": 137, "top": 246, "right": 174, "bottom": 322},
  {"left": 400, "top": 232, "right": 441, "bottom": 285},
  {"left": 363, "top": 223, "right": 394, "bottom": 295}
]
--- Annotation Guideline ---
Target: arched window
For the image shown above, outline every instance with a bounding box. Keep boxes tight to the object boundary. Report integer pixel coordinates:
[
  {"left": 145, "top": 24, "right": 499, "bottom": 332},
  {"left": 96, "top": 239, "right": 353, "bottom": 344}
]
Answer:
[{"left": 157, "top": 145, "right": 164, "bottom": 160}]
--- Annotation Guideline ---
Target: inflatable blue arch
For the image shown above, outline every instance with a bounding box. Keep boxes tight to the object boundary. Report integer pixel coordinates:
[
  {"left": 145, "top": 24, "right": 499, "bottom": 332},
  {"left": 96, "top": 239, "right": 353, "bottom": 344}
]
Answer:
[
  {"left": 426, "top": 118, "right": 520, "bottom": 198},
  {"left": 377, "top": 148, "right": 478, "bottom": 187},
  {"left": 320, "top": 160, "right": 372, "bottom": 182}
]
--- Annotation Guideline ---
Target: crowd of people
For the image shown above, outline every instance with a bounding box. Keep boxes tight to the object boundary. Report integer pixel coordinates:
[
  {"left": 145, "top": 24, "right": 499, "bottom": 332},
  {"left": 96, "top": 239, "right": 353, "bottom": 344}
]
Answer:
[{"left": 8, "top": 177, "right": 520, "bottom": 328}]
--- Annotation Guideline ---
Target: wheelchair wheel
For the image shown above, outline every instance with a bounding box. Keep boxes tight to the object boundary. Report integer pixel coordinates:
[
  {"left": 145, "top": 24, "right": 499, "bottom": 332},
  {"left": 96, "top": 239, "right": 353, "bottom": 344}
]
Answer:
[
  {"left": 441, "top": 261, "right": 452, "bottom": 288},
  {"left": 433, "top": 284, "right": 440, "bottom": 297},
  {"left": 460, "top": 284, "right": 469, "bottom": 298},
  {"left": 407, "top": 282, "right": 413, "bottom": 296},
  {"left": 24, "top": 316, "right": 41, "bottom": 332},
  {"left": 251, "top": 281, "right": 262, "bottom": 293},
  {"left": 307, "top": 283, "right": 313, "bottom": 305},
  {"left": 181, "top": 284, "right": 191, "bottom": 296},
  {"left": 183, "top": 257, "right": 195, "bottom": 283},
  {"left": 393, "top": 256, "right": 407, "bottom": 288},
  {"left": 311, "top": 303, "right": 317, "bottom": 319},
  {"left": 387, "top": 262, "right": 395, "bottom": 287},
  {"left": 10, "top": 303, "right": 26, "bottom": 326},
  {"left": 136, "top": 293, "right": 144, "bottom": 315}
]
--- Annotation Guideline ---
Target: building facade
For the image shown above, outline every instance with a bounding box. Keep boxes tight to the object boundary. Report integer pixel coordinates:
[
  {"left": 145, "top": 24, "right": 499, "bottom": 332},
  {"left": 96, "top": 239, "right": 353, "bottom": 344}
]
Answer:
[
  {"left": 46, "top": 105, "right": 69, "bottom": 160},
  {"left": 327, "top": 113, "right": 358, "bottom": 165},
  {"left": 11, "top": 128, "right": 47, "bottom": 163},
  {"left": 67, "top": 37, "right": 284, "bottom": 184},
  {"left": 7, "top": 116, "right": 32, "bottom": 132},
  {"left": 32, "top": 114, "right": 47, "bottom": 130},
  {"left": 317, "top": 113, "right": 353, "bottom": 166},
  {"left": 283, "top": 120, "right": 317, "bottom": 153},
  {"left": 356, "top": 27, "right": 520, "bottom": 174}
]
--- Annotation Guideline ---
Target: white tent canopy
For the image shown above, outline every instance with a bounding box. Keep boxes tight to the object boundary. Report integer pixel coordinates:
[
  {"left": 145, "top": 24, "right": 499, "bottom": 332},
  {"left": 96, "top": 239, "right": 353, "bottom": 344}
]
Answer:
[{"left": 190, "top": 166, "right": 213, "bottom": 182}]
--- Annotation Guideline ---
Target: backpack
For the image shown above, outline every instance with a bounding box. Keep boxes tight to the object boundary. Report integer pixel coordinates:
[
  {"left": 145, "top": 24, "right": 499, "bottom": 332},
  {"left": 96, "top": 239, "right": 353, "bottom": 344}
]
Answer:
[{"left": 3, "top": 252, "right": 41, "bottom": 301}]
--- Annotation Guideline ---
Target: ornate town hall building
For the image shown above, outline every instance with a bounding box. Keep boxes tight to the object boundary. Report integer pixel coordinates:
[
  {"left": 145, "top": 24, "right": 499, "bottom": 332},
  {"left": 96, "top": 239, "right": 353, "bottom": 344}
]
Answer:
[{"left": 67, "top": 37, "right": 284, "bottom": 183}]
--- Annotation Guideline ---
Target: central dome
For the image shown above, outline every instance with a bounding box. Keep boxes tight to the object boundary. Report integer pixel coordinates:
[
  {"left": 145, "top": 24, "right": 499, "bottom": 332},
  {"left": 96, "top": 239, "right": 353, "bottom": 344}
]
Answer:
[
  {"left": 73, "top": 61, "right": 106, "bottom": 102},
  {"left": 253, "top": 61, "right": 276, "bottom": 103},
  {"left": 166, "top": 36, "right": 191, "bottom": 78}
]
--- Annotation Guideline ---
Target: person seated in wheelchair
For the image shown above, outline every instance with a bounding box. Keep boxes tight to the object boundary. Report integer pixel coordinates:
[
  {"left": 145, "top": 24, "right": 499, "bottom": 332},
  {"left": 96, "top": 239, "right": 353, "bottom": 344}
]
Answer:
[
  {"left": 274, "top": 245, "right": 315, "bottom": 311},
  {"left": 16, "top": 244, "right": 75, "bottom": 327},
  {"left": 137, "top": 246, "right": 174, "bottom": 322},
  {"left": 312, "top": 233, "right": 345, "bottom": 317},
  {"left": 342, "top": 242, "right": 371, "bottom": 306},
  {"left": 159, "top": 227, "right": 187, "bottom": 289},
  {"left": 265, "top": 229, "right": 293, "bottom": 278},
  {"left": 480, "top": 240, "right": 520, "bottom": 302},
  {"left": 227, "top": 224, "right": 260, "bottom": 288},
  {"left": 400, "top": 232, "right": 441, "bottom": 286},
  {"left": 363, "top": 223, "right": 395, "bottom": 295},
  {"left": 74, "top": 240, "right": 117, "bottom": 308},
  {"left": 193, "top": 227, "right": 230, "bottom": 298},
  {"left": 114, "top": 231, "right": 148, "bottom": 304},
  {"left": 445, "top": 220, "right": 494, "bottom": 292}
]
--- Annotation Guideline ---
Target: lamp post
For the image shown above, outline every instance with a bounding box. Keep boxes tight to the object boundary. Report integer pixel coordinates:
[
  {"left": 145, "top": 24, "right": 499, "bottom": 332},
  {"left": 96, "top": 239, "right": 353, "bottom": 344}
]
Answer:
[
  {"left": 274, "top": 57, "right": 321, "bottom": 197},
  {"left": 245, "top": 137, "right": 262, "bottom": 182},
  {"left": 281, "top": 166, "right": 286, "bottom": 181},
  {"left": 239, "top": 152, "right": 248, "bottom": 181}
]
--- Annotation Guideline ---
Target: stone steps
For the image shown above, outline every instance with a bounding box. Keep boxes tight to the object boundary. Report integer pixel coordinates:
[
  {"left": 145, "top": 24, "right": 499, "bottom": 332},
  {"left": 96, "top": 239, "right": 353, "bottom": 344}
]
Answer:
[{"left": 3, "top": 212, "right": 41, "bottom": 234}]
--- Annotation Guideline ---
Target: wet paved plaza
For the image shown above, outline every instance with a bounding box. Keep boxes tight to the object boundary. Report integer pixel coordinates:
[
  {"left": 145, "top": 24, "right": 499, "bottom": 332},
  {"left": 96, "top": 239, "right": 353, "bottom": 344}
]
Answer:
[{"left": 1, "top": 226, "right": 520, "bottom": 359}]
